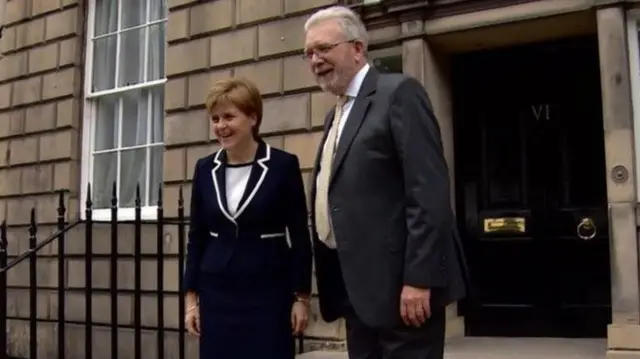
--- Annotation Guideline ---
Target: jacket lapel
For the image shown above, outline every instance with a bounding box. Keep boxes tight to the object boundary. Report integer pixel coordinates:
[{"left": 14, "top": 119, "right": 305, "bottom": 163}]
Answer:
[
  {"left": 211, "top": 141, "right": 272, "bottom": 222},
  {"left": 330, "top": 69, "right": 378, "bottom": 187},
  {"left": 211, "top": 150, "right": 234, "bottom": 223},
  {"left": 235, "top": 141, "right": 270, "bottom": 218}
]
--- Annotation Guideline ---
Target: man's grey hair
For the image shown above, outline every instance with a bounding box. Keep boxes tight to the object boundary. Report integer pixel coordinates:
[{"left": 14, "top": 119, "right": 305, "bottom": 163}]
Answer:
[{"left": 304, "top": 6, "right": 369, "bottom": 51}]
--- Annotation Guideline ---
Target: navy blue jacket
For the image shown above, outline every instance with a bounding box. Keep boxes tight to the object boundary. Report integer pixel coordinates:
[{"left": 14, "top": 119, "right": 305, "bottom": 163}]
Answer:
[{"left": 183, "top": 140, "right": 312, "bottom": 295}]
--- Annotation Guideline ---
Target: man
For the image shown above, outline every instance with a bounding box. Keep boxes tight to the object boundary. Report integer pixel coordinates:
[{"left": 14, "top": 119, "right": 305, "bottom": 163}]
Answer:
[{"left": 305, "top": 6, "right": 469, "bottom": 359}]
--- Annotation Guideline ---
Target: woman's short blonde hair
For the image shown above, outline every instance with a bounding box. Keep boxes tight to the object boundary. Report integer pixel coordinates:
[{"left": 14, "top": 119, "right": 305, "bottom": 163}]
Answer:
[{"left": 205, "top": 78, "right": 263, "bottom": 139}]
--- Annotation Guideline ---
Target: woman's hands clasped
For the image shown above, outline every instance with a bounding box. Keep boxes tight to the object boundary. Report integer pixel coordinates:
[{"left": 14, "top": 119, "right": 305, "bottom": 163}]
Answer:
[
  {"left": 291, "top": 299, "right": 309, "bottom": 335},
  {"left": 185, "top": 304, "right": 201, "bottom": 337}
]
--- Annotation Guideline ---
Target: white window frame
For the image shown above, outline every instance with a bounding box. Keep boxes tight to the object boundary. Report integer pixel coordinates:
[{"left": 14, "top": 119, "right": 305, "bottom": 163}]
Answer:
[
  {"left": 81, "top": 0, "right": 168, "bottom": 221},
  {"left": 626, "top": 9, "right": 640, "bottom": 200}
]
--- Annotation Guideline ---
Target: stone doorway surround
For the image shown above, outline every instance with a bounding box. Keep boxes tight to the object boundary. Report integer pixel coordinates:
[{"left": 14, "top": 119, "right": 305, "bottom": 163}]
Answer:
[{"left": 398, "top": 0, "right": 640, "bottom": 357}]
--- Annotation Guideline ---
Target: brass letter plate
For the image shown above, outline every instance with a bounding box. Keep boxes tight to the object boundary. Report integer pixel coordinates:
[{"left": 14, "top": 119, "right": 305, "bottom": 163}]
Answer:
[{"left": 483, "top": 217, "right": 526, "bottom": 233}]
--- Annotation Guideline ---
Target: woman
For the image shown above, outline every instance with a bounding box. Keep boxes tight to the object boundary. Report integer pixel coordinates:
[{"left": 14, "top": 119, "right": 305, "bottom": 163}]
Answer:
[{"left": 183, "top": 78, "right": 313, "bottom": 359}]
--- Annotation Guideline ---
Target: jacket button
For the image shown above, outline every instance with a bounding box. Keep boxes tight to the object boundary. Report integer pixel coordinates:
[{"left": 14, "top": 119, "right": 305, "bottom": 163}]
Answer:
[{"left": 331, "top": 206, "right": 340, "bottom": 212}]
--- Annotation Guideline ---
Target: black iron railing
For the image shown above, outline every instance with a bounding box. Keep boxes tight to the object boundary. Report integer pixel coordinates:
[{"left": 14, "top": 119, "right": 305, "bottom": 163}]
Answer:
[
  {"left": 0, "top": 184, "right": 306, "bottom": 358},
  {"left": 0, "top": 184, "right": 189, "bottom": 359}
]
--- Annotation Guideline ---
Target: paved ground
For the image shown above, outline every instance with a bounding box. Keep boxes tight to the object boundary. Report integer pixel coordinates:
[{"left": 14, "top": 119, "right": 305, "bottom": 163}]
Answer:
[
  {"left": 297, "top": 337, "right": 607, "bottom": 359},
  {"left": 443, "top": 337, "right": 606, "bottom": 358}
]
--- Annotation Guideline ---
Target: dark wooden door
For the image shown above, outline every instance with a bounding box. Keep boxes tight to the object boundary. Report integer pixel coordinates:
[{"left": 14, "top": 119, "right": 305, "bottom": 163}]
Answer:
[{"left": 453, "top": 37, "right": 611, "bottom": 338}]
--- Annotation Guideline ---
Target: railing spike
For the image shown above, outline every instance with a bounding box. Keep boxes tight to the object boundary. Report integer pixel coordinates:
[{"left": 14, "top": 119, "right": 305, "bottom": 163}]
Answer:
[
  {"left": 157, "top": 184, "right": 163, "bottom": 207},
  {"left": 135, "top": 183, "right": 141, "bottom": 207},
  {"left": 178, "top": 185, "right": 184, "bottom": 207},
  {"left": 58, "top": 190, "right": 65, "bottom": 214},
  {"left": 86, "top": 182, "right": 93, "bottom": 208},
  {"left": 29, "top": 208, "right": 36, "bottom": 237},
  {"left": 111, "top": 181, "right": 117, "bottom": 207},
  {"left": 0, "top": 220, "right": 7, "bottom": 251}
]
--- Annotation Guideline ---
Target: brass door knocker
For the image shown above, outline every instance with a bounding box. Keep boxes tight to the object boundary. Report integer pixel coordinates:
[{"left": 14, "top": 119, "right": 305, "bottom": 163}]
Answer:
[{"left": 576, "top": 217, "right": 596, "bottom": 241}]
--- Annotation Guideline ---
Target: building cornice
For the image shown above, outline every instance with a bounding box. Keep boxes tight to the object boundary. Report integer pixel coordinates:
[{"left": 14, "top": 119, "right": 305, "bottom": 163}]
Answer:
[{"left": 345, "top": 0, "right": 541, "bottom": 30}]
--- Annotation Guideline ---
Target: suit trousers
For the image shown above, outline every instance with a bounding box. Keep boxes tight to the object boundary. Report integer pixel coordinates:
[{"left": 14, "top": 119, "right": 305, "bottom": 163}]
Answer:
[{"left": 344, "top": 305, "right": 446, "bottom": 359}]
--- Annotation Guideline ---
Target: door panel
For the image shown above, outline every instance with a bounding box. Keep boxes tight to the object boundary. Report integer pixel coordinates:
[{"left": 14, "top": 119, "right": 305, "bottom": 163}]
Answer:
[{"left": 453, "top": 36, "right": 611, "bottom": 338}]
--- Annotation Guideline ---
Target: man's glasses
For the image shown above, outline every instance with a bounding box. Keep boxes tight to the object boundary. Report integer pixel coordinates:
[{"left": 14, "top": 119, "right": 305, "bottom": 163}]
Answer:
[{"left": 302, "top": 40, "right": 355, "bottom": 61}]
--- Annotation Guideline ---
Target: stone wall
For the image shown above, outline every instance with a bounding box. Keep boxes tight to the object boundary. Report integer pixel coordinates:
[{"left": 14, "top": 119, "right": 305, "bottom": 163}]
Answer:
[
  {"left": 0, "top": 1, "right": 190, "bottom": 358},
  {"left": 0, "top": 0, "right": 82, "bottom": 223},
  {"left": 0, "top": 0, "right": 86, "bottom": 357},
  {"left": 0, "top": 0, "right": 406, "bottom": 357}
]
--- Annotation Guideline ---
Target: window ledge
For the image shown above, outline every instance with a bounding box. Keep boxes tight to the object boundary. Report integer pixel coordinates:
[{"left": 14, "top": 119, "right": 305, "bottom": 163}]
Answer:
[{"left": 80, "top": 206, "right": 160, "bottom": 222}]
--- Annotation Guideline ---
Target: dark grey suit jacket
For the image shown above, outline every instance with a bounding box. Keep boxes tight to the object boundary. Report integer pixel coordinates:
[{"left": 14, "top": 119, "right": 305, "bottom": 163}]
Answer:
[{"left": 310, "top": 68, "right": 469, "bottom": 329}]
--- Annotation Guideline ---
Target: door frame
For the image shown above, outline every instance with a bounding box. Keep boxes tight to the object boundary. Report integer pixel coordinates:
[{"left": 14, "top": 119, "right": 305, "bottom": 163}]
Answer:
[
  {"left": 627, "top": 9, "right": 640, "bottom": 203},
  {"left": 399, "top": 1, "right": 640, "bottom": 341},
  {"left": 449, "top": 35, "right": 611, "bottom": 337}
]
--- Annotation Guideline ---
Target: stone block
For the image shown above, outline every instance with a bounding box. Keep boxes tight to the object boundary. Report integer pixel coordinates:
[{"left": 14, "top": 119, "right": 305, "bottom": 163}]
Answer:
[
  {"left": 166, "top": 39, "right": 209, "bottom": 76},
  {"left": 284, "top": 131, "right": 323, "bottom": 169},
  {"left": 284, "top": 55, "right": 316, "bottom": 91},
  {"left": 234, "top": 59, "right": 283, "bottom": 95},
  {"left": 164, "top": 148, "right": 186, "bottom": 182},
  {"left": 285, "top": 0, "right": 336, "bottom": 14},
  {"left": 236, "top": 0, "right": 283, "bottom": 24},
  {"left": 186, "top": 69, "right": 233, "bottom": 107},
  {"left": 167, "top": 8, "right": 189, "bottom": 42},
  {"left": 42, "top": 68, "right": 78, "bottom": 100},
  {"left": 15, "top": 19, "right": 45, "bottom": 49},
  {"left": 189, "top": 0, "right": 234, "bottom": 35},
  {"left": 165, "top": 110, "right": 210, "bottom": 146},
  {"left": 210, "top": 27, "right": 258, "bottom": 67},
  {"left": 165, "top": 77, "right": 188, "bottom": 110},
  {"left": 311, "top": 91, "right": 335, "bottom": 128},
  {"left": 258, "top": 16, "right": 307, "bottom": 57},
  {"left": 262, "top": 93, "right": 311, "bottom": 134},
  {"left": 44, "top": 7, "right": 80, "bottom": 40}
]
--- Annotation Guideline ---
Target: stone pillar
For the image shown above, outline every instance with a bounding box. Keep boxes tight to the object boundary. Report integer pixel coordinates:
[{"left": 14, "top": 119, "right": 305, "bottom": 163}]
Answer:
[
  {"left": 596, "top": 5, "right": 640, "bottom": 358},
  {"left": 401, "top": 21, "right": 463, "bottom": 340}
]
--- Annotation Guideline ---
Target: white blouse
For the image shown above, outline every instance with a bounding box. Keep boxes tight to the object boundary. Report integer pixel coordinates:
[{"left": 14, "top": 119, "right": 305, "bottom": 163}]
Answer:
[{"left": 225, "top": 163, "right": 252, "bottom": 216}]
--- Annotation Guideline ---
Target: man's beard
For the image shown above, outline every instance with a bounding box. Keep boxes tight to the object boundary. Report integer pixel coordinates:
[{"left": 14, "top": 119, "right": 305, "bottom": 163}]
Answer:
[{"left": 317, "top": 69, "right": 347, "bottom": 95}]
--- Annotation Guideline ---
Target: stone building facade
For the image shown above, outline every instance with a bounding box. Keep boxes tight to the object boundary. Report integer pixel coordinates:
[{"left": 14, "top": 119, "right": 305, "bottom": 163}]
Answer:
[{"left": 0, "top": 0, "right": 640, "bottom": 358}]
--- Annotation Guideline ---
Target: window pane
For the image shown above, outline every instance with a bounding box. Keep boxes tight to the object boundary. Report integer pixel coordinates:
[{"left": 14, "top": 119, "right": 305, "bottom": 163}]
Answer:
[
  {"left": 149, "top": 0, "right": 167, "bottom": 22},
  {"left": 121, "top": 89, "right": 149, "bottom": 148},
  {"left": 121, "top": 0, "right": 148, "bottom": 30},
  {"left": 147, "top": 23, "right": 166, "bottom": 82},
  {"left": 93, "top": 152, "right": 117, "bottom": 208},
  {"left": 94, "top": 0, "right": 118, "bottom": 36},
  {"left": 150, "top": 86, "right": 164, "bottom": 144},
  {"left": 91, "top": 0, "right": 167, "bottom": 210},
  {"left": 149, "top": 144, "right": 163, "bottom": 205},
  {"left": 118, "top": 27, "right": 145, "bottom": 87},
  {"left": 373, "top": 54, "right": 402, "bottom": 74},
  {"left": 92, "top": 35, "right": 117, "bottom": 91},
  {"left": 120, "top": 148, "right": 146, "bottom": 207},
  {"left": 95, "top": 94, "right": 119, "bottom": 151}
]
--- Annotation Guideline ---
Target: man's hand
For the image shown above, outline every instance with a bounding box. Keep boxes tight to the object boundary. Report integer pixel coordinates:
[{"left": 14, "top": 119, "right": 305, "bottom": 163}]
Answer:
[
  {"left": 400, "top": 285, "right": 431, "bottom": 327},
  {"left": 291, "top": 301, "right": 309, "bottom": 335}
]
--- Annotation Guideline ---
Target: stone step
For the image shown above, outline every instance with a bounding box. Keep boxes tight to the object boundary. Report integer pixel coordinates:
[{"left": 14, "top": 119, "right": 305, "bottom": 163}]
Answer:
[
  {"left": 297, "top": 351, "right": 347, "bottom": 359},
  {"left": 296, "top": 338, "right": 608, "bottom": 359}
]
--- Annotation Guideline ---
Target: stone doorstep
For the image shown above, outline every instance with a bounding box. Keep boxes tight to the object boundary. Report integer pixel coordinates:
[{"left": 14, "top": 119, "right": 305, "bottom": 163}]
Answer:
[
  {"left": 607, "top": 350, "right": 640, "bottom": 359},
  {"left": 297, "top": 351, "right": 347, "bottom": 359},
  {"left": 296, "top": 350, "right": 640, "bottom": 359},
  {"left": 298, "top": 338, "right": 610, "bottom": 359}
]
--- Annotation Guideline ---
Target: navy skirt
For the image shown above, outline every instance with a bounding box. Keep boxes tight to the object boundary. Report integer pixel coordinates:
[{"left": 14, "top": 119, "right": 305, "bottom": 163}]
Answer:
[{"left": 198, "top": 271, "right": 295, "bottom": 359}]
